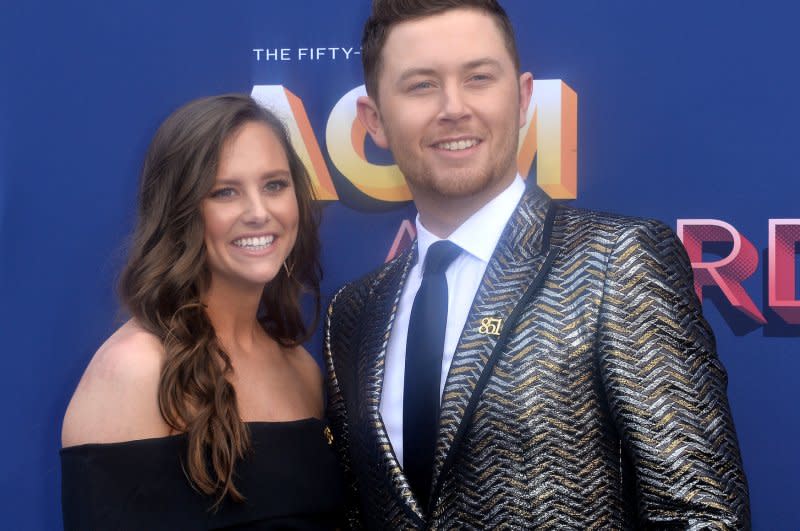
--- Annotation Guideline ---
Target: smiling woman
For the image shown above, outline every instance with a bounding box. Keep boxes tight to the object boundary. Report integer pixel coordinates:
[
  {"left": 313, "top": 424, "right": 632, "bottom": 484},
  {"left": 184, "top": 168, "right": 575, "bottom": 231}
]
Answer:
[
  {"left": 58, "top": 95, "right": 344, "bottom": 529},
  {"left": 202, "top": 122, "right": 300, "bottom": 290}
]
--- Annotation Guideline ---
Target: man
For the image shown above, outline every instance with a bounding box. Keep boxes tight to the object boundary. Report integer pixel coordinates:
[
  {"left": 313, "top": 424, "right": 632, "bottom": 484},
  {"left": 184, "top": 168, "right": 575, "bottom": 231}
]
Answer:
[{"left": 325, "top": 0, "right": 750, "bottom": 528}]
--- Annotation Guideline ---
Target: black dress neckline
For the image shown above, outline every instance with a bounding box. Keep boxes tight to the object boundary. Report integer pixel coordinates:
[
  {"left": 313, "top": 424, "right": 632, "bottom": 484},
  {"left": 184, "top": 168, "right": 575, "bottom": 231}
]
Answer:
[
  {"left": 60, "top": 417, "right": 344, "bottom": 530},
  {"left": 60, "top": 417, "right": 325, "bottom": 452}
]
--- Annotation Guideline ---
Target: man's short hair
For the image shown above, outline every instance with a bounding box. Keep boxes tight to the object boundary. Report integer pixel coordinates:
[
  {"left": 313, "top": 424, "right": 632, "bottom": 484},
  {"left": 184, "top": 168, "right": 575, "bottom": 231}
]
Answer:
[{"left": 361, "top": 0, "right": 521, "bottom": 98}]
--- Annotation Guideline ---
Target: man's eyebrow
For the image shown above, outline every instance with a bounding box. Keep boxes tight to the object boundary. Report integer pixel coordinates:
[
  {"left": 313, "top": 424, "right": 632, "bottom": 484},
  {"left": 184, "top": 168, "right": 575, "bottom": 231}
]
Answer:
[
  {"left": 462, "top": 57, "right": 503, "bottom": 71},
  {"left": 396, "top": 67, "right": 438, "bottom": 85},
  {"left": 396, "top": 59, "right": 504, "bottom": 84}
]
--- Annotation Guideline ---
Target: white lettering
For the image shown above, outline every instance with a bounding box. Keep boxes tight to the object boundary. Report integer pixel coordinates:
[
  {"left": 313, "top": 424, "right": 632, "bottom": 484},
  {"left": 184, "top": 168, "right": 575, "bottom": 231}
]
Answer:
[{"left": 255, "top": 46, "right": 361, "bottom": 62}]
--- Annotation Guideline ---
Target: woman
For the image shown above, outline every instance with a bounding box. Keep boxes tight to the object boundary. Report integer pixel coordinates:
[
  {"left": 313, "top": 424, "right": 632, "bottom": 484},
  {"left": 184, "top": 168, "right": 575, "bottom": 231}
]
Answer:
[{"left": 60, "top": 94, "right": 343, "bottom": 529}]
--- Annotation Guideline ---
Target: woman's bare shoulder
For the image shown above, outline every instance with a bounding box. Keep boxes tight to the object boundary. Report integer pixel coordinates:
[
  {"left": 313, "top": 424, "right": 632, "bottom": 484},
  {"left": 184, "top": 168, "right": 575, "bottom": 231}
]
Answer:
[
  {"left": 61, "top": 319, "right": 172, "bottom": 448},
  {"left": 286, "top": 344, "right": 324, "bottom": 414}
]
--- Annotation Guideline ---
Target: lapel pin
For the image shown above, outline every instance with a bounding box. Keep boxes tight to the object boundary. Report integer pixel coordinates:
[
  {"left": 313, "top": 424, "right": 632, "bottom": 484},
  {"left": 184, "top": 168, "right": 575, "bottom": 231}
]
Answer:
[
  {"left": 479, "top": 317, "right": 502, "bottom": 336},
  {"left": 323, "top": 426, "right": 334, "bottom": 446}
]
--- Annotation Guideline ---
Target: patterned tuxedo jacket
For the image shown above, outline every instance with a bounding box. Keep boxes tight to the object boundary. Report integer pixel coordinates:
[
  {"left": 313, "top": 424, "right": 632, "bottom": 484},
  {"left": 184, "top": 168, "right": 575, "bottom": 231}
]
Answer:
[{"left": 325, "top": 186, "right": 750, "bottom": 530}]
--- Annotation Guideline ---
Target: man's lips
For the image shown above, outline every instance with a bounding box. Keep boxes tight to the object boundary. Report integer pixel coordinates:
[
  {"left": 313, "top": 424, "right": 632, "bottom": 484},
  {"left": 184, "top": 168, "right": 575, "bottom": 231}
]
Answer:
[{"left": 431, "top": 138, "right": 482, "bottom": 151}]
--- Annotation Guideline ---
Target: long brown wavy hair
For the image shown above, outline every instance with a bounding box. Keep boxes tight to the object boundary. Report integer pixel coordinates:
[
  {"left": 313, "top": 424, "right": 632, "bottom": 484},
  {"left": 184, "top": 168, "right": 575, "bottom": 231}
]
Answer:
[{"left": 119, "top": 94, "right": 321, "bottom": 507}]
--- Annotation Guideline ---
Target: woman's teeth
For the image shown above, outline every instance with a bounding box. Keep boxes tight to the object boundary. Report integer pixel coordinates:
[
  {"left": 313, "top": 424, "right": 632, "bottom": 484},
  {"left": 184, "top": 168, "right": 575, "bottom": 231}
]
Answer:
[{"left": 233, "top": 235, "right": 274, "bottom": 249}]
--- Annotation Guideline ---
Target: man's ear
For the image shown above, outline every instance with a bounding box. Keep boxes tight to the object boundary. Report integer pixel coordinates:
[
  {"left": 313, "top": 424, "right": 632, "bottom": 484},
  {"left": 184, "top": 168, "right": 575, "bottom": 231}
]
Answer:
[
  {"left": 356, "top": 95, "right": 389, "bottom": 149},
  {"left": 518, "top": 72, "right": 534, "bottom": 128}
]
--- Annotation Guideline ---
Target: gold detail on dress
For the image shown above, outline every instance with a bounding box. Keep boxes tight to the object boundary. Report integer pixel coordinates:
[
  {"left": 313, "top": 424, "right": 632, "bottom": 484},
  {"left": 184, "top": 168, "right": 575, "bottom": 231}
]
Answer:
[
  {"left": 478, "top": 317, "right": 502, "bottom": 335},
  {"left": 323, "top": 426, "right": 334, "bottom": 446}
]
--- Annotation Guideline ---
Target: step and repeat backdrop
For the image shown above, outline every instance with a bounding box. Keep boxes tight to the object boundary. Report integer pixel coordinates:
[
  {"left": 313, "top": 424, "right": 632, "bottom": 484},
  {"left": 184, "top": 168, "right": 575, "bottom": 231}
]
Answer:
[{"left": 1, "top": 0, "right": 798, "bottom": 528}]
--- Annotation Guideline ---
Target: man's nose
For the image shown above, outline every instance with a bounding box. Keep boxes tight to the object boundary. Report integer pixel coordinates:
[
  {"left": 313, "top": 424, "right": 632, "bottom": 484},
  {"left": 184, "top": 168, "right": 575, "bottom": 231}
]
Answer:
[{"left": 439, "top": 83, "right": 468, "bottom": 120}]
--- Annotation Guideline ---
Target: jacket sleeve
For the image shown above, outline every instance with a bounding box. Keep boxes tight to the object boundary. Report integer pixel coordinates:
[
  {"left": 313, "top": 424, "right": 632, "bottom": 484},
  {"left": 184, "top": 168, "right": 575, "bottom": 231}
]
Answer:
[
  {"left": 596, "top": 219, "right": 751, "bottom": 530},
  {"left": 325, "top": 285, "right": 364, "bottom": 530}
]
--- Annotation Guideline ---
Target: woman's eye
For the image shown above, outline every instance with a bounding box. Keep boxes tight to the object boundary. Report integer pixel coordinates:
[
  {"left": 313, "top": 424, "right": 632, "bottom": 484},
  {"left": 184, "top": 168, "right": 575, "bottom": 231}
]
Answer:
[
  {"left": 209, "top": 187, "right": 235, "bottom": 199},
  {"left": 265, "top": 179, "right": 290, "bottom": 193}
]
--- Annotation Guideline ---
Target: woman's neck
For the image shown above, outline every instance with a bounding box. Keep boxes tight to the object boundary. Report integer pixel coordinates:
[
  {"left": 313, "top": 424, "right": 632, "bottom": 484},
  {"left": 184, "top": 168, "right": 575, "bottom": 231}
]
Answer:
[{"left": 202, "top": 278, "right": 265, "bottom": 356}]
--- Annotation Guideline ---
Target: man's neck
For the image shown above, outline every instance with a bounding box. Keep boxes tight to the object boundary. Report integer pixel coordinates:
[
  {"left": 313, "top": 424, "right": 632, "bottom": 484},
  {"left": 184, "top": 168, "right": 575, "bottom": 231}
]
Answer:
[{"left": 414, "top": 174, "right": 518, "bottom": 238}]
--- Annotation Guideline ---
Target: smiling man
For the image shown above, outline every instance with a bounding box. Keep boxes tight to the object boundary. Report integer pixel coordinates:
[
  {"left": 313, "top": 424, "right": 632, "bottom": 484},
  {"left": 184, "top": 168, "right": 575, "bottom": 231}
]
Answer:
[{"left": 325, "top": 1, "right": 750, "bottom": 529}]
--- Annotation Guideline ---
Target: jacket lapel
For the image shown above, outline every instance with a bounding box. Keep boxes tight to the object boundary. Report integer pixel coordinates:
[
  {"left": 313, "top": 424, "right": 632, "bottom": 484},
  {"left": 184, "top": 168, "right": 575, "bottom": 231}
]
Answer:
[
  {"left": 429, "top": 187, "right": 560, "bottom": 506},
  {"left": 357, "top": 245, "right": 428, "bottom": 521}
]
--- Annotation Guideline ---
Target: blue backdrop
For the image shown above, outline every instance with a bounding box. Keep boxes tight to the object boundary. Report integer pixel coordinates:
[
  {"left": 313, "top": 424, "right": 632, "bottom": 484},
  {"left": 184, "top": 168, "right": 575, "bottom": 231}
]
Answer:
[{"left": 1, "top": 1, "right": 798, "bottom": 528}]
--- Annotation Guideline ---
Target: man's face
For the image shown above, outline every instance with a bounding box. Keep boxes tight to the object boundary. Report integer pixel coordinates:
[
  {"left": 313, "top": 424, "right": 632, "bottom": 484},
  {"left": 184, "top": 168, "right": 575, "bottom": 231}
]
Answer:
[{"left": 358, "top": 8, "right": 532, "bottom": 212}]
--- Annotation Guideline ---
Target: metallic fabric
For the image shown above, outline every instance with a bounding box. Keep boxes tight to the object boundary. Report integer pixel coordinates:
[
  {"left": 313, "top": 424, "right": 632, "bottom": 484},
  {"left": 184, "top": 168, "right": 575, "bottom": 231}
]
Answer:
[{"left": 325, "top": 186, "right": 750, "bottom": 530}]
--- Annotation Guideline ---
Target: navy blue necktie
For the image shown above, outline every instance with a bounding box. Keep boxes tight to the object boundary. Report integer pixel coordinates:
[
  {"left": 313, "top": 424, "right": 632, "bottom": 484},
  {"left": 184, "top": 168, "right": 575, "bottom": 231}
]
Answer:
[{"left": 403, "top": 240, "right": 461, "bottom": 506}]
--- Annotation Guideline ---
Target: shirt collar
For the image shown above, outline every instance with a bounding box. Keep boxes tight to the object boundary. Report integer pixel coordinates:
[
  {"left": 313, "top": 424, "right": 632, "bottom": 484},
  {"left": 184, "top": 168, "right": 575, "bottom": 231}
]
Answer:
[{"left": 415, "top": 176, "right": 526, "bottom": 265}]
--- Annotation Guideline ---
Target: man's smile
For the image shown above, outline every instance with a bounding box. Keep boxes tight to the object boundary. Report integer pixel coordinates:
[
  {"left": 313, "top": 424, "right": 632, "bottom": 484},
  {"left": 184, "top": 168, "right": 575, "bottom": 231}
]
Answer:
[{"left": 432, "top": 138, "right": 482, "bottom": 151}]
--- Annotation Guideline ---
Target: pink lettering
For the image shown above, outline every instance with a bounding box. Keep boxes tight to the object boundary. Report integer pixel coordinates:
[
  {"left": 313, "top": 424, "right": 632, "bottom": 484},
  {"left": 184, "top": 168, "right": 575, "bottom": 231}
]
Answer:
[
  {"left": 677, "top": 219, "right": 766, "bottom": 324},
  {"left": 768, "top": 219, "right": 800, "bottom": 324}
]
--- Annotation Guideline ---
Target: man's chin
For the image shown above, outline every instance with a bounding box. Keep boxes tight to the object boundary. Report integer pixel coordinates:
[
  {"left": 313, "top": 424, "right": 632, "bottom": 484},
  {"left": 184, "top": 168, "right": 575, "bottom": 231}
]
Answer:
[{"left": 421, "top": 170, "right": 513, "bottom": 202}]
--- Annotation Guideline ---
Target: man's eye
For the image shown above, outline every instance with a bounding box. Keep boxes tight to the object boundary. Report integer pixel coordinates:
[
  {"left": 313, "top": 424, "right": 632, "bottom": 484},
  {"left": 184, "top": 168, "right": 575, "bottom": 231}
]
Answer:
[
  {"left": 409, "top": 81, "right": 435, "bottom": 91},
  {"left": 468, "top": 73, "right": 492, "bottom": 83},
  {"left": 209, "top": 187, "right": 235, "bottom": 199}
]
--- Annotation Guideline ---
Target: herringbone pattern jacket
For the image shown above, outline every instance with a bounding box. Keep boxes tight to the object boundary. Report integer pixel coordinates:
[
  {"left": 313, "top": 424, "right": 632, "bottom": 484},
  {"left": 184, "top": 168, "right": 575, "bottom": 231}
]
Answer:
[{"left": 325, "top": 187, "right": 750, "bottom": 530}]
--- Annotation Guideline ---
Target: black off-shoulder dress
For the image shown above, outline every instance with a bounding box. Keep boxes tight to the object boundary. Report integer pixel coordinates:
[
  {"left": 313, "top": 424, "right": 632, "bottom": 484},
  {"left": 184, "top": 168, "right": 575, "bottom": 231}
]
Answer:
[{"left": 60, "top": 418, "right": 344, "bottom": 530}]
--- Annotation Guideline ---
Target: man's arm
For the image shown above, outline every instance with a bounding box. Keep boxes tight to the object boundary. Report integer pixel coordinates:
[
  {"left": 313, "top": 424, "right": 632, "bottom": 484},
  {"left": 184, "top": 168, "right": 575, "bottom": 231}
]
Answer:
[
  {"left": 597, "top": 219, "right": 750, "bottom": 530},
  {"left": 325, "top": 285, "right": 364, "bottom": 530}
]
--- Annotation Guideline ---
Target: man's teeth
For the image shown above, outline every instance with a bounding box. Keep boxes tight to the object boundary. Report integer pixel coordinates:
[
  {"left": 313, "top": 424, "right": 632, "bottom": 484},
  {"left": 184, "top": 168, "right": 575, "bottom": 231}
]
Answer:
[
  {"left": 436, "top": 139, "right": 479, "bottom": 151},
  {"left": 233, "top": 235, "right": 274, "bottom": 249}
]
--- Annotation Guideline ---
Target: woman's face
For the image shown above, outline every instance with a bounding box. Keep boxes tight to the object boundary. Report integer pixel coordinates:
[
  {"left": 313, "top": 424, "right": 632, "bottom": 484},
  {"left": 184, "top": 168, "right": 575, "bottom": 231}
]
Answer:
[{"left": 201, "top": 121, "right": 299, "bottom": 290}]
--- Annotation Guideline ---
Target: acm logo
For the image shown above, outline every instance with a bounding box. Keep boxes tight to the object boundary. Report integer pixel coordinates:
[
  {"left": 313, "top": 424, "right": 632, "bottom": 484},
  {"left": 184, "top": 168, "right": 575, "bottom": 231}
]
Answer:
[{"left": 251, "top": 81, "right": 578, "bottom": 203}]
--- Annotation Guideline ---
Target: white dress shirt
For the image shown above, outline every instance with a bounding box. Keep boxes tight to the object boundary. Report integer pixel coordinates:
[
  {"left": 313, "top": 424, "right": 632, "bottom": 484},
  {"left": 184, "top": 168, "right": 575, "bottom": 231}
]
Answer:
[{"left": 380, "top": 176, "right": 526, "bottom": 466}]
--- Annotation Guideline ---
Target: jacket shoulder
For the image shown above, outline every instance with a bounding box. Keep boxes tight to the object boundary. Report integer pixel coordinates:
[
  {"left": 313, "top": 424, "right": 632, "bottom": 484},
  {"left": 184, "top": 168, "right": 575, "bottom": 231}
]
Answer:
[
  {"left": 330, "top": 251, "right": 407, "bottom": 310},
  {"left": 552, "top": 204, "right": 678, "bottom": 251},
  {"left": 326, "top": 248, "right": 411, "bottom": 334},
  {"left": 556, "top": 203, "right": 673, "bottom": 233}
]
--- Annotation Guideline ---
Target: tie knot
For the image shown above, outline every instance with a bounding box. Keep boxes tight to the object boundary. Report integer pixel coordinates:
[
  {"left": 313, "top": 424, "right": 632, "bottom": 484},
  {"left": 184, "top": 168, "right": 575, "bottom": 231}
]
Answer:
[{"left": 423, "top": 240, "right": 461, "bottom": 276}]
